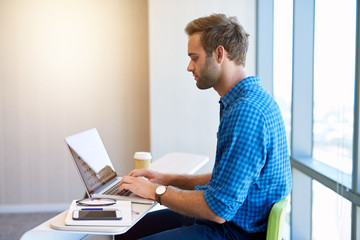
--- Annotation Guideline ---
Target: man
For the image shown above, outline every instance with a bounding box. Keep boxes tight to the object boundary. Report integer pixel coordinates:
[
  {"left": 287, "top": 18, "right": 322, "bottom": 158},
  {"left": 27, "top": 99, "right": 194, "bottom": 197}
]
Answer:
[{"left": 117, "top": 14, "right": 292, "bottom": 240}]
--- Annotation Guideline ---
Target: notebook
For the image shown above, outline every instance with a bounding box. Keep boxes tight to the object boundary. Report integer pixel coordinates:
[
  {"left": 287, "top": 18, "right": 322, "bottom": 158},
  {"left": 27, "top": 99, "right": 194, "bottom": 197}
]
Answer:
[{"left": 65, "top": 128, "right": 154, "bottom": 204}]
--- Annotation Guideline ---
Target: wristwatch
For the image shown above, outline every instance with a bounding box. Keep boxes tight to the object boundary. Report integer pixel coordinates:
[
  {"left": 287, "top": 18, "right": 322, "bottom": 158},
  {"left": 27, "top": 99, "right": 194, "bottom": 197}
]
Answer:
[{"left": 155, "top": 185, "right": 167, "bottom": 205}]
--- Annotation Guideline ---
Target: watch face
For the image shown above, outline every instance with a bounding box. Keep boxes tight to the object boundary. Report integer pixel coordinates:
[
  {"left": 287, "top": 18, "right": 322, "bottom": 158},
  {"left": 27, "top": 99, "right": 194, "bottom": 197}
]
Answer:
[{"left": 156, "top": 185, "right": 166, "bottom": 195}]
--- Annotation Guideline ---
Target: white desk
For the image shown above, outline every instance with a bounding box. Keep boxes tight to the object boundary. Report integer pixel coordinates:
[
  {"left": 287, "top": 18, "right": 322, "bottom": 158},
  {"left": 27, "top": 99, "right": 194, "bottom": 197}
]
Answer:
[{"left": 20, "top": 152, "right": 209, "bottom": 240}]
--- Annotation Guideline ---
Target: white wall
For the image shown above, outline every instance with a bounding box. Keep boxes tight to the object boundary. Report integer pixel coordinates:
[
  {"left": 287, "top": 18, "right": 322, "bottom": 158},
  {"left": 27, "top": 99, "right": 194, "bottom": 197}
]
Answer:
[
  {"left": 149, "top": 0, "right": 257, "bottom": 172},
  {"left": 0, "top": 0, "right": 256, "bottom": 210},
  {"left": 0, "top": 0, "right": 149, "bottom": 206}
]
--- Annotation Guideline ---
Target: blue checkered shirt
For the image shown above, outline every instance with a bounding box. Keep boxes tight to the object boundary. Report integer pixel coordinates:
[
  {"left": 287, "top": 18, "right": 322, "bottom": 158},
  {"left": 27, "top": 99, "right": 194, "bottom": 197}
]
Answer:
[{"left": 196, "top": 76, "right": 292, "bottom": 233}]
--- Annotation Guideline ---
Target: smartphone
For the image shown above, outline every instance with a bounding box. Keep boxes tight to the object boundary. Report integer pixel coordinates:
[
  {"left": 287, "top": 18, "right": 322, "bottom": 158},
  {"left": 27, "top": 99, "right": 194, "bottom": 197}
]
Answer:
[{"left": 72, "top": 210, "right": 122, "bottom": 220}]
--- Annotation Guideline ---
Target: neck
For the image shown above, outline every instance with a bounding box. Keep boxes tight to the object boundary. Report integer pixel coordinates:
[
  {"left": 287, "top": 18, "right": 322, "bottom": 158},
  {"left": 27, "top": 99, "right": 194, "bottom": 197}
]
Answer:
[{"left": 214, "top": 63, "right": 247, "bottom": 97}]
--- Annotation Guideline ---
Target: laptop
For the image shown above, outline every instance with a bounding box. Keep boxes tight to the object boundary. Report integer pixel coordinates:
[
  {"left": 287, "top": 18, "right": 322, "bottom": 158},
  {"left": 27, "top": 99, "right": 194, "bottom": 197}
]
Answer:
[{"left": 65, "top": 128, "right": 154, "bottom": 204}]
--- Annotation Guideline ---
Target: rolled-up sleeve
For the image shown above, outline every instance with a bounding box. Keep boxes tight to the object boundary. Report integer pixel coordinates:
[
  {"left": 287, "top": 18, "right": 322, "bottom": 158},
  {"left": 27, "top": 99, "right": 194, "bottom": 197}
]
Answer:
[{"left": 196, "top": 102, "right": 267, "bottom": 221}]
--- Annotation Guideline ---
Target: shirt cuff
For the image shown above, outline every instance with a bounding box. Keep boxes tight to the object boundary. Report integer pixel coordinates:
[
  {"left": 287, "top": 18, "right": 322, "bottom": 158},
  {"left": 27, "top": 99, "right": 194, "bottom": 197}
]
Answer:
[{"left": 199, "top": 186, "right": 239, "bottom": 221}]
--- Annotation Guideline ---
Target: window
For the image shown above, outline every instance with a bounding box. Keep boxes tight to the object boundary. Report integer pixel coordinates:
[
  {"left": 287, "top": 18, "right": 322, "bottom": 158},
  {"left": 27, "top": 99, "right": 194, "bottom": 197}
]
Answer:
[
  {"left": 312, "top": 180, "right": 351, "bottom": 240},
  {"left": 273, "top": 1, "right": 293, "bottom": 239},
  {"left": 259, "top": 0, "right": 360, "bottom": 238},
  {"left": 273, "top": 0, "right": 293, "bottom": 148},
  {"left": 312, "top": 0, "right": 356, "bottom": 177}
]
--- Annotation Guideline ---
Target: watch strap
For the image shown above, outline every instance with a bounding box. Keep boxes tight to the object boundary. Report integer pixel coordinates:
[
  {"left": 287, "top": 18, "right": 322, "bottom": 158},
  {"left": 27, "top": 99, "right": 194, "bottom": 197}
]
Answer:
[
  {"left": 155, "top": 192, "right": 162, "bottom": 205},
  {"left": 155, "top": 186, "right": 167, "bottom": 205}
]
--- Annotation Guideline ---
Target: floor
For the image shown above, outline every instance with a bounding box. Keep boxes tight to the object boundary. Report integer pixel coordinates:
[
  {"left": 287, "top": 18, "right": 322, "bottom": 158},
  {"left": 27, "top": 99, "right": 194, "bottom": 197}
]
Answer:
[{"left": 0, "top": 212, "right": 61, "bottom": 240}]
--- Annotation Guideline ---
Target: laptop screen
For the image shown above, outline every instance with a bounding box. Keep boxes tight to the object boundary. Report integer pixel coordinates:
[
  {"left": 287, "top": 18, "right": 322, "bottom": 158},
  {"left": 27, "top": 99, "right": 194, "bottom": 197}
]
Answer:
[{"left": 66, "top": 128, "right": 117, "bottom": 195}]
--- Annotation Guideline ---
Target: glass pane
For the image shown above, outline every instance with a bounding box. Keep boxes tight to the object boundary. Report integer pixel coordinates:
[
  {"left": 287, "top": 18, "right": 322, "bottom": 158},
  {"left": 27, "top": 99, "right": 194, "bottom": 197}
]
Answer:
[
  {"left": 273, "top": 1, "right": 293, "bottom": 239},
  {"left": 312, "top": 180, "right": 351, "bottom": 240},
  {"left": 313, "top": 0, "right": 356, "bottom": 176},
  {"left": 273, "top": 0, "right": 293, "bottom": 152}
]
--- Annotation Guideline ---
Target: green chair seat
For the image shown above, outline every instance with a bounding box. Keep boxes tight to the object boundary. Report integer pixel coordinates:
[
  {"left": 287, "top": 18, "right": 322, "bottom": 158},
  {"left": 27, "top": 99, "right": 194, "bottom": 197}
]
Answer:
[{"left": 266, "top": 196, "right": 289, "bottom": 240}]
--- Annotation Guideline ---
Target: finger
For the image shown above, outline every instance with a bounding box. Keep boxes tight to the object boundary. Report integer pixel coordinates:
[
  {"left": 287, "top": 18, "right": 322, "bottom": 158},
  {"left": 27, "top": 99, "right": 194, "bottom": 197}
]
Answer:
[
  {"left": 117, "top": 176, "right": 134, "bottom": 193},
  {"left": 128, "top": 169, "right": 139, "bottom": 176},
  {"left": 117, "top": 181, "right": 125, "bottom": 193},
  {"left": 129, "top": 169, "right": 147, "bottom": 177},
  {"left": 121, "top": 175, "right": 135, "bottom": 183},
  {"left": 117, "top": 183, "right": 132, "bottom": 193}
]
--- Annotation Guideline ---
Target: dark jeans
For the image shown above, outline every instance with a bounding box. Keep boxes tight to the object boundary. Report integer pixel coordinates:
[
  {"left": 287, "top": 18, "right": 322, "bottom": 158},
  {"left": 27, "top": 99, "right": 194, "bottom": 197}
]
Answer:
[{"left": 115, "top": 209, "right": 266, "bottom": 240}]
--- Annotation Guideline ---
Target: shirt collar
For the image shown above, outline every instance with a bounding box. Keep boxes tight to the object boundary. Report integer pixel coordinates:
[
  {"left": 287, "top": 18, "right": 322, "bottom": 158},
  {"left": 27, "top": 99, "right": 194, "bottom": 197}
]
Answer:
[{"left": 219, "top": 76, "right": 261, "bottom": 108}]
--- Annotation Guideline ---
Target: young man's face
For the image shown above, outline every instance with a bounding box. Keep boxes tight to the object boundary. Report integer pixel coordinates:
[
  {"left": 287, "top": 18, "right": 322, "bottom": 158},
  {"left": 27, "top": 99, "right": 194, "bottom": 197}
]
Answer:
[{"left": 187, "top": 33, "right": 221, "bottom": 90}]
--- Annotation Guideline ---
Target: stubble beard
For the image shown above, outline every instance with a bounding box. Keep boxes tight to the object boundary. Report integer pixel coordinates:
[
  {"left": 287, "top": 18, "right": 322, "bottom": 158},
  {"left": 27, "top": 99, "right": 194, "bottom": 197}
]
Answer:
[{"left": 196, "top": 56, "right": 221, "bottom": 90}]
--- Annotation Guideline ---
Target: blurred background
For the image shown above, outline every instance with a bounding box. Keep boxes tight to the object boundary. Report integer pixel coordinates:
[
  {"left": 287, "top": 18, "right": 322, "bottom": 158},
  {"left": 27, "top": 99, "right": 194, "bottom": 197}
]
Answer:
[{"left": 0, "top": 0, "right": 256, "bottom": 209}]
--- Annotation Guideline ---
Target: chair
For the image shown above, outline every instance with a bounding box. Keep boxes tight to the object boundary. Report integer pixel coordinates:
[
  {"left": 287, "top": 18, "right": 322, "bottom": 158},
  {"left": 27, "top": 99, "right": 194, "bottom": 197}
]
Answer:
[{"left": 266, "top": 196, "right": 289, "bottom": 240}]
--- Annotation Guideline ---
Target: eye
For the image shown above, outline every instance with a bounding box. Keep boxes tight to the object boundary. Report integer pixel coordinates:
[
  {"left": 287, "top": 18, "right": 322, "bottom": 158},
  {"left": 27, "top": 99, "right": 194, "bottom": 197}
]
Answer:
[{"left": 191, "top": 56, "right": 198, "bottom": 62}]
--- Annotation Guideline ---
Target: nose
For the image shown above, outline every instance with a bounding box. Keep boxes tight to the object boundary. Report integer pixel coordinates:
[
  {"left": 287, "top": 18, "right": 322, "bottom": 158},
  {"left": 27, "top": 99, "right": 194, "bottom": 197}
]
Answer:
[{"left": 187, "top": 61, "right": 194, "bottom": 72}]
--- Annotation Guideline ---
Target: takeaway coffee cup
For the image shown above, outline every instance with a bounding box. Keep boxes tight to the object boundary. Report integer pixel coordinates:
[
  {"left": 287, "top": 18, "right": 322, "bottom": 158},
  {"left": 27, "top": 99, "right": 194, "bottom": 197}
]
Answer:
[{"left": 134, "top": 152, "right": 152, "bottom": 169}]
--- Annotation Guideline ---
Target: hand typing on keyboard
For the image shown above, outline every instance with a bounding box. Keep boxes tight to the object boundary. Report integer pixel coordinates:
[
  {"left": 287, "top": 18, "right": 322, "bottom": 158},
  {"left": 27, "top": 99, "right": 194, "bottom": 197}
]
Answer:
[
  {"left": 117, "top": 170, "right": 160, "bottom": 201},
  {"left": 117, "top": 189, "right": 132, "bottom": 196},
  {"left": 104, "top": 184, "right": 132, "bottom": 196}
]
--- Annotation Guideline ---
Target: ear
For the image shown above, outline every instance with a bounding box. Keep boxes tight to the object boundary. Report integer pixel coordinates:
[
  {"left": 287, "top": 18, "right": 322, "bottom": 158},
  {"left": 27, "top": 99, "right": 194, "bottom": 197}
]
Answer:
[{"left": 214, "top": 45, "right": 225, "bottom": 64}]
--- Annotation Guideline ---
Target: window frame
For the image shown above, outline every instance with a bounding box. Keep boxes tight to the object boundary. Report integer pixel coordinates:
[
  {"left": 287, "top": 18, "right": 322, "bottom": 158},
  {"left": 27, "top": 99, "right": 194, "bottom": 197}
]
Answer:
[{"left": 257, "top": 0, "right": 360, "bottom": 238}]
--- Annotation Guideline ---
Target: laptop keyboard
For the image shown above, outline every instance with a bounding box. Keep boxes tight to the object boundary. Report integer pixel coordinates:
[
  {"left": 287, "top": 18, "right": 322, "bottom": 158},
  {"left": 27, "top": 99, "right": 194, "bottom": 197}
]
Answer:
[{"left": 104, "top": 184, "right": 132, "bottom": 196}]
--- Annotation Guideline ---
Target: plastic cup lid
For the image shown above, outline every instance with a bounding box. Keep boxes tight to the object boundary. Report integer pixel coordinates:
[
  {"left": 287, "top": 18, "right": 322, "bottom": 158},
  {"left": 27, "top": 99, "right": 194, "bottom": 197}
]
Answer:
[{"left": 134, "top": 152, "right": 152, "bottom": 160}]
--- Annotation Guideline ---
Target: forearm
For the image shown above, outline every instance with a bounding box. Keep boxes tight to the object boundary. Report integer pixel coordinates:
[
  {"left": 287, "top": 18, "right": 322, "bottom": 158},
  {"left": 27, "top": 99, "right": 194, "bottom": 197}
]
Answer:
[
  {"left": 119, "top": 172, "right": 223, "bottom": 223},
  {"left": 164, "top": 173, "right": 211, "bottom": 190},
  {"left": 160, "top": 186, "right": 225, "bottom": 224}
]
